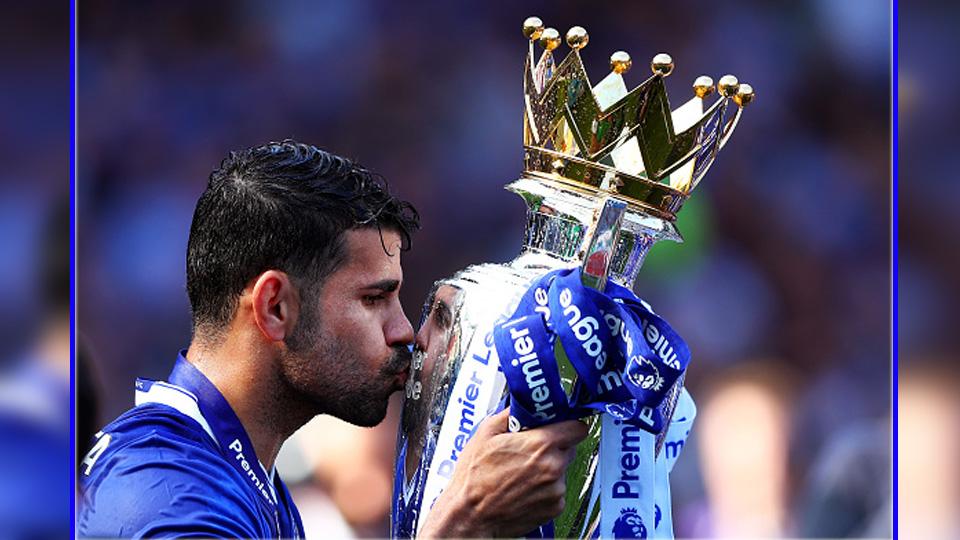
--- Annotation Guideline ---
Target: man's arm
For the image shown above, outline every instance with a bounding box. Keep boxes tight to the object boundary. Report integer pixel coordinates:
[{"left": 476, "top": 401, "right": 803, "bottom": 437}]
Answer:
[{"left": 419, "top": 408, "right": 588, "bottom": 538}]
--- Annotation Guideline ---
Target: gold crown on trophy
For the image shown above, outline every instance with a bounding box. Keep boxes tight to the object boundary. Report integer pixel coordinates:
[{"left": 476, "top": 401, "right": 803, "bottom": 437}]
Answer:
[{"left": 521, "top": 17, "right": 755, "bottom": 221}]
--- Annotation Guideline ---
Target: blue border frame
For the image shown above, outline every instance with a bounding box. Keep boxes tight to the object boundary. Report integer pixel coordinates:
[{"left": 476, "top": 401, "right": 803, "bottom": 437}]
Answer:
[
  {"left": 890, "top": 0, "right": 898, "bottom": 537},
  {"left": 70, "top": 0, "right": 77, "bottom": 536}
]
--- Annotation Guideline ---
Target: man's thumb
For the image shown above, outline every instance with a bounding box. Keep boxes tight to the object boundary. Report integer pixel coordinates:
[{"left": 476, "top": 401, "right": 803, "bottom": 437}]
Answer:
[{"left": 476, "top": 406, "right": 511, "bottom": 437}]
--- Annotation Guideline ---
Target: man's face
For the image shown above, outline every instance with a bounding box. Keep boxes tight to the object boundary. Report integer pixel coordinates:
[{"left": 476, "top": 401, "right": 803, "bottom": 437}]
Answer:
[
  {"left": 280, "top": 228, "right": 414, "bottom": 427},
  {"left": 401, "top": 283, "right": 461, "bottom": 480}
]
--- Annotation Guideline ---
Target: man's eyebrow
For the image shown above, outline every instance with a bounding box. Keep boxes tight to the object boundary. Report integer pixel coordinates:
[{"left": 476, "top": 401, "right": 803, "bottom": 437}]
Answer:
[{"left": 362, "top": 279, "right": 400, "bottom": 292}]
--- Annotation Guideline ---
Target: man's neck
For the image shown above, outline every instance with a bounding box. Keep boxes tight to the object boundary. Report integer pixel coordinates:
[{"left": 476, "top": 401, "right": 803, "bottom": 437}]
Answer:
[{"left": 184, "top": 338, "right": 312, "bottom": 471}]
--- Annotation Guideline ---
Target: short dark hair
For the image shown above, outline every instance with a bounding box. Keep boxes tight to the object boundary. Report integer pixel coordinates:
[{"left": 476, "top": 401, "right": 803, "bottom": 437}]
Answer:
[{"left": 186, "top": 140, "right": 419, "bottom": 333}]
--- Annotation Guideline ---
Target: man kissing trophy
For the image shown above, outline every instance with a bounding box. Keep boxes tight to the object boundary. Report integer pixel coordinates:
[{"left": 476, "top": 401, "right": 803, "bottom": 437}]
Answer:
[{"left": 393, "top": 17, "right": 754, "bottom": 539}]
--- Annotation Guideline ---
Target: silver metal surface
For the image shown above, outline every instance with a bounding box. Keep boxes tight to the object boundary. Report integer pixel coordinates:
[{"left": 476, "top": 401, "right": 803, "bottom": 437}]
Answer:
[{"left": 392, "top": 178, "right": 679, "bottom": 538}]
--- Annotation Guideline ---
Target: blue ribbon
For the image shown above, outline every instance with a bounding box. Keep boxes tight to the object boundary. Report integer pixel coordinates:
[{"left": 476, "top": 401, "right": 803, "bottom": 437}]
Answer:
[{"left": 493, "top": 268, "right": 691, "bottom": 434}]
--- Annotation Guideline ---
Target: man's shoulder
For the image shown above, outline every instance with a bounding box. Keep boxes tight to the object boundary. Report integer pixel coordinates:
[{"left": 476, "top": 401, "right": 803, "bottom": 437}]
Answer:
[
  {"left": 98, "top": 400, "right": 213, "bottom": 441},
  {"left": 78, "top": 404, "right": 266, "bottom": 538},
  {"left": 80, "top": 402, "right": 221, "bottom": 477}
]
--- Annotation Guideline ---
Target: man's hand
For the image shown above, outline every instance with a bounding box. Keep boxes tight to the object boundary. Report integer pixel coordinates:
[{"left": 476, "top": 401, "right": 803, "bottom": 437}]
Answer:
[{"left": 419, "top": 407, "right": 589, "bottom": 538}]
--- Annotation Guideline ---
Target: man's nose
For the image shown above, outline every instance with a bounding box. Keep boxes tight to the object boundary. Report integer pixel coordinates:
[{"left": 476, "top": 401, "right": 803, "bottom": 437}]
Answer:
[
  {"left": 414, "top": 324, "right": 429, "bottom": 353},
  {"left": 386, "top": 305, "right": 415, "bottom": 348}
]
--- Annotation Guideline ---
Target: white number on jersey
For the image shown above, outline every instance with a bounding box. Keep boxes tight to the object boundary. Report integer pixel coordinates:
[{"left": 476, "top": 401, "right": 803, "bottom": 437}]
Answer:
[{"left": 81, "top": 431, "right": 112, "bottom": 476}]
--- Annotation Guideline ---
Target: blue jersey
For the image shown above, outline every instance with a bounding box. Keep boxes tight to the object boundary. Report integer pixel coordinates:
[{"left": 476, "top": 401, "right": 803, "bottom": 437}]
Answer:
[{"left": 78, "top": 353, "right": 304, "bottom": 539}]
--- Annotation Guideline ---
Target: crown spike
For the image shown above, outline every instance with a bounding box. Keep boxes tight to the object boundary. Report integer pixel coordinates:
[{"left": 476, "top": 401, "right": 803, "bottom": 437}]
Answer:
[
  {"left": 610, "top": 51, "right": 632, "bottom": 74},
  {"left": 651, "top": 53, "right": 674, "bottom": 76},
  {"left": 693, "top": 75, "right": 715, "bottom": 98},
  {"left": 520, "top": 16, "right": 753, "bottom": 222},
  {"left": 718, "top": 74, "right": 739, "bottom": 97},
  {"left": 734, "top": 83, "right": 755, "bottom": 107},
  {"left": 566, "top": 26, "right": 589, "bottom": 50},
  {"left": 540, "top": 27, "right": 561, "bottom": 51},
  {"left": 523, "top": 17, "right": 544, "bottom": 40}
]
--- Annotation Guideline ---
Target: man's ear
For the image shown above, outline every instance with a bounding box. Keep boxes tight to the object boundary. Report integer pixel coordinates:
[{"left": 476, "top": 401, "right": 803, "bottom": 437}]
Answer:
[{"left": 249, "top": 270, "right": 299, "bottom": 342}]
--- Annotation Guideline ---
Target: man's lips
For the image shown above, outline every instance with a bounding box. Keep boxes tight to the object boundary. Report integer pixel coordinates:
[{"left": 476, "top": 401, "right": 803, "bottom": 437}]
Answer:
[
  {"left": 393, "top": 366, "right": 410, "bottom": 391},
  {"left": 387, "top": 346, "right": 412, "bottom": 391}
]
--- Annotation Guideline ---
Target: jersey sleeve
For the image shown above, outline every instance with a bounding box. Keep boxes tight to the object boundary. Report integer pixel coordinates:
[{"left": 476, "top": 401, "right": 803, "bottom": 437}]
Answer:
[{"left": 79, "top": 426, "right": 269, "bottom": 539}]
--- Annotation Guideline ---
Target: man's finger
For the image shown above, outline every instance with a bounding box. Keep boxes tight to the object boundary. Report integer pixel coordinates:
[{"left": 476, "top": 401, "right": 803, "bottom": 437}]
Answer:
[
  {"left": 535, "top": 419, "right": 589, "bottom": 447},
  {"left": 475, "top": 406, "right": 511, "bottom": 437}
]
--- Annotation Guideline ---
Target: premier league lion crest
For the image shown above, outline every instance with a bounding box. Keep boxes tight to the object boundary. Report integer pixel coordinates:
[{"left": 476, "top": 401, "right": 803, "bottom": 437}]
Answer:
[
  {"left": 604, "top": 400, "right": 639, "bottom": 420},
  {"left": 626, "top": 355, "right": 666, "bottom": 393},
  {"left": 612, "top": 507, "right": 648, "bottom": 539}
]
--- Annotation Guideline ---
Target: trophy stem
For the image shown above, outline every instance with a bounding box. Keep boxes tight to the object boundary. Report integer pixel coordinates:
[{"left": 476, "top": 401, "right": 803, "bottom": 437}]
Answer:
[
  {"left": 580, "top": 197, "right": 628, "bottom": 289},
  {"left": 507, "top": 175, "right": 680, "bottom": 291},
  {"left": 507, "top": 176, "right": 688, "bottom": 537}
]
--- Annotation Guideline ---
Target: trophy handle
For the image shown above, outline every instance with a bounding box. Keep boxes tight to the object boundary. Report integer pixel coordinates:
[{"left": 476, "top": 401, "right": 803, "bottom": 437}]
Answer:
[
  {"left": 552, "top": 196, "right": 626, "bottom": 538},
  {"left": 555, "top": 195, "right": 628, "bottom": 397},
  {"left": 581, "top": 197, "right": 628, "bottom": 290}
]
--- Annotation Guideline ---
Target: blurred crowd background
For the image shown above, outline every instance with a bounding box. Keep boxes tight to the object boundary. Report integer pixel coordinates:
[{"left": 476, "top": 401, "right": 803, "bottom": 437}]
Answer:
[
  {"left": 0, "top": 3, "right": 71, "bottom": 538},
  {"left": 0, "top": 0, "right": 938, "bottom": 538},
  {"left": 73, "top": 1, "right": 894, "bottom": 537},
  {"left": 898, "top": 1, "right": 960, "bottom": 539}
]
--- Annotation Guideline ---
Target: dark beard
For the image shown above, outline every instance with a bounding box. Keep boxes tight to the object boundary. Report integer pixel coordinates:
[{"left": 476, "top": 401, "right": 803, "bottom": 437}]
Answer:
[
  {"left": 325, "top": 344, "right": 411, "bottom": 427},
  {"left": 282, "top": 313, "right": 411, "bottom": 427}
]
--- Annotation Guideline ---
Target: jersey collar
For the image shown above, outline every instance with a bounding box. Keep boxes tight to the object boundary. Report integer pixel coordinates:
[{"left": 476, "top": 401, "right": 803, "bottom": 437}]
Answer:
[{"left": 136, "top": 351, "right": 278, "bottom": 505}]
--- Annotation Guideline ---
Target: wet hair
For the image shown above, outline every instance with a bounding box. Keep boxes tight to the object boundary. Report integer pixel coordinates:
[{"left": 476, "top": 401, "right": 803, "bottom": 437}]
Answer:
[{"left": 186, "top": 139, "right": 419, "bottom": 333}]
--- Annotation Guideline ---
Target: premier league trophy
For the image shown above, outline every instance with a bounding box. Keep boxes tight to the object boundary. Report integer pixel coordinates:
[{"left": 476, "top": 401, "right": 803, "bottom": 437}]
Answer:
[{"left": 393, "top": 17, "right": 753, "bottom": 539}]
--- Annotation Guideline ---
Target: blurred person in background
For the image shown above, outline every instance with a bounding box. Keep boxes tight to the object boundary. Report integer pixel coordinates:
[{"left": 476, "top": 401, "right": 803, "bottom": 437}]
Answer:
[
  {"left": 0, "top": 3, "right": 71, "bottom": 538},
  {"left": 898, "top": 1, "right": 960, "bottom": 539},
  {"left": 691, "top": 362, "right": 795, "bottom": 537},
  {"left": 795, "top": 394, "right": 890, "bottom": 537},
  {"left": 0, "top": 199, "right": 71, "bottom": 538},
  {"left": 280, "top": 398, "right": 400, "bottom": 537},
  {"left": 78, "top": 141, "right": 587, "bottom": 538},
  {"left": 898, "top": 360, "right": 960, "bottom": 540}
]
